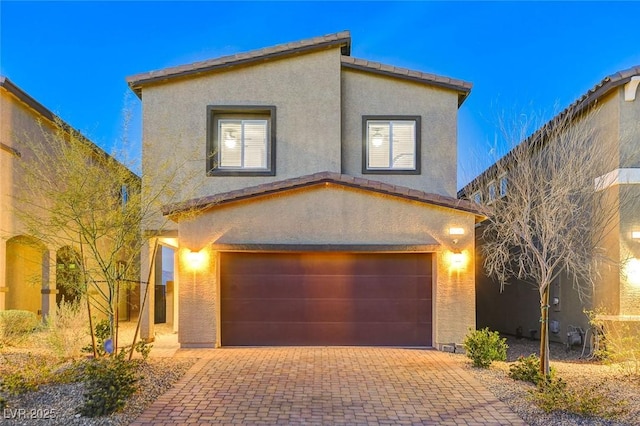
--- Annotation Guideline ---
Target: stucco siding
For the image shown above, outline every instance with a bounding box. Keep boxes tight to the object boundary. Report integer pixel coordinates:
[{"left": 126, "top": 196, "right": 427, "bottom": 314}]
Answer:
[
  {"left": 141, "top": 47, "right": 343, "bottom": 232},
  {"left": 341, "top": 69, "right": 459, "bottom": 197},
  {"left": 174, "top": 185, "right": 476, "bottom": 348}
]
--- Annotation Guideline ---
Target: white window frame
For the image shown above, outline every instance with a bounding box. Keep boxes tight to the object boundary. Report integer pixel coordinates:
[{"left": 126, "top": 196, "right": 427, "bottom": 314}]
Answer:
[
  {"left": 472, "top": 191, "right": 483, "bottom": 204},
  {"left": 499, "top": 174, "right": 508, "bottom": 198},
  {"left": 488, "top": 181, "right": 497, "bottom": 203}
]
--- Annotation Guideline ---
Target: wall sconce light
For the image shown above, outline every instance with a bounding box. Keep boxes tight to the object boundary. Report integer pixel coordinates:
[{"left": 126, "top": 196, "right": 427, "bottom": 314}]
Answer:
[
  {"left": 632, "top": 231, "right": 640, "bottom": 240},
  {"left": 449, "top": 250, "right": 466, "bottom": 270},
  {"left": 185, "top": 249, "right": 207, "bottom": 271},
  {"left": 626, "top": 258, "right": 640, "bottom": 286},
  {"left": 449, "top": 227, "right": 465, "bottom": 236}
]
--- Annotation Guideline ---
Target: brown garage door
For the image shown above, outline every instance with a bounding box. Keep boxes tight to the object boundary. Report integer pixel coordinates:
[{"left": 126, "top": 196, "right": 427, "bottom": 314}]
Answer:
[{"left": 220, "top": 252, "right": 432, "bottom": 346}]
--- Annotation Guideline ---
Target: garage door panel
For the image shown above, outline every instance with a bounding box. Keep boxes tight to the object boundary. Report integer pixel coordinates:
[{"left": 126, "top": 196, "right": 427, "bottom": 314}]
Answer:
[
  {"left": 221, "top": 298, "right": 431, "bottom": 323},
  {"left": 223, "top": 252, "right": 431, "bottom": 276},
  {"left": 222, "top": 321, "right": 431, "bottom": 346},
  {"left": 222, "top": 274, "right": 432, "bottom": 300},
  {"left": 220, "top": 252, "right": 433, "bottom": 346}
]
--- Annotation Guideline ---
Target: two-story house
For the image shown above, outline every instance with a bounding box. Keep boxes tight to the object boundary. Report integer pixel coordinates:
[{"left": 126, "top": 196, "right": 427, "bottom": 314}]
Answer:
[
  {"left": 459, "top": 66, "right": 640, "bottom": 344},
  {"left": 127, "top": 32, "right": 482, "bottom": 349},
  {"left": 1, "top": 76, "right": 139, "bottom": 320}
]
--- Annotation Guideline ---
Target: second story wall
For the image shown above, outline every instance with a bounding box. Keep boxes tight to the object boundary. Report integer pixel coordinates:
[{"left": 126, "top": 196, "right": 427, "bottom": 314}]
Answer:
[
  {"left": 341, "top": 69, "right": 459, "bottom": 197},
  {"left": 141, "top": 47, "right": 343, "bottom": 208}
]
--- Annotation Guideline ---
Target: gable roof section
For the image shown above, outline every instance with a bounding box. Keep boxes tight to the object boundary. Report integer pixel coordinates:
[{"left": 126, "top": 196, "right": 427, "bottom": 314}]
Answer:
[
  {"left": 127, "top": 31, "right": 352, "bottom": 97},
  {"left": 341, "top": 56, "right": 472, "bottom": 106},
  {"left": 162, "top": 171, "right": 484, "bottom": 219},
  {"left": 126, "top": 31, "right": 472, "bottom": 104},
  {"left": 458, "top": 64, "right": 640, "bottom": 197}
]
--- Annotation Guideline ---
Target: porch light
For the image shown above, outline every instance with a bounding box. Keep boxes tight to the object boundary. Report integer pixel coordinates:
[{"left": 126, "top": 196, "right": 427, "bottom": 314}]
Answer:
[
  {"left": 372, "top": 129, "right": 383, "bottom": 147},
  {"left": 626, "top": 258, "right": 640, "bottom": 286},
  {"left": 451, "top": 250, "right": 465, "bottom": 267},
  {"left": 186, "top": 250, "right": 207, "bottom": 271},
  {"left": 449, "top": 227, "right": 465, "bottom": 236},
  {"left": 632, "top": 231, "right": 640, "bottom": 240},
  {"left": 224, "top": 131, "right": 237, "bottom": 149}
]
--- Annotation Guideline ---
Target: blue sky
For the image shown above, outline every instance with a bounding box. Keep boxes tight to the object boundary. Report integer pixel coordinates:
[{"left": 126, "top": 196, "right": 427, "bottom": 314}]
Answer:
[{"left": 2, "top": 1, "right": 639, "bottom": 188}]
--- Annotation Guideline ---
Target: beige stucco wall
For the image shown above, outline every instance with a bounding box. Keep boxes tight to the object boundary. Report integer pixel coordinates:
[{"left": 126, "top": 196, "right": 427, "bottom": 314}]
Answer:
[
  {"left": 140, "top": 48, "right": 344, "bottom": 231},
  {"left": 173, "top": 184, "right": 476, "bottom": 348},
  {"left": 341, "top": 69, "right": 459, "bottom": 197}
]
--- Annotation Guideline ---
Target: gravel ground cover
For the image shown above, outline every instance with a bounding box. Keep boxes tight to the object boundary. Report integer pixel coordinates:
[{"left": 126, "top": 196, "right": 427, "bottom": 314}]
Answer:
[
  {"left": 457, "top": 336, "right": 640, "bottom": 426},
  {"left": 1, "top": 357, "right": 196, "bottom": 426}
]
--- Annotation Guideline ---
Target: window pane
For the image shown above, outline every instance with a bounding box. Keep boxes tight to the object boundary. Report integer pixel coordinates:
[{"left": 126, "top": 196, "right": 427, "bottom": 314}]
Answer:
[
  {"left": 391, "top": 121, "right": 415, "bottom": 169},
  {"left": 219, "top": 121, "right": 241, "bottom": 167},
  {"left": 367, "top": 122, "right": 390, "bottom": 168},
  {"left": 243, "top": 121, "right": 267, "bottom": 168}
]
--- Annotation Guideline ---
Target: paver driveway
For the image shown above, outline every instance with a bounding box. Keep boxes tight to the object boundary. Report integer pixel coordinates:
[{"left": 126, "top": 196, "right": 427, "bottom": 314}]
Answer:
[{"left": 131, "top": 347, "right": 525, "bottom": 425}]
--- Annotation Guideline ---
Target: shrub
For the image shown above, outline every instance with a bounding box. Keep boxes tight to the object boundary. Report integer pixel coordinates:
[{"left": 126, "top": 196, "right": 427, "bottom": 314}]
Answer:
[
  {"left": 82, "top": 318, "right": 111, "bottom": 357},
  {"left": 0, "top": 353, "right": 54, "bottom": 396},
  {"left": 0, "top": 310, "right": 39, "bottom": 345},
  {"left": 587, "top": 310, "right": 640, "bottom": 376},
  {"left": 45, "top": 299, "right": 89, "bottom": 359},
  {"left": 134, "top": 340, "right": 153, "bottom": 361},
  {"left": 79, "top": 352, "right": 139, "bottom": 417},
  {"left": 531, "top": 375, "right": 627, "bottom": 418},
  {"left": 463, "top": 328, "right": 507, "bottom": 368},
  {"left": 509, "top": 354, "right": 543, "bottom": 384}
]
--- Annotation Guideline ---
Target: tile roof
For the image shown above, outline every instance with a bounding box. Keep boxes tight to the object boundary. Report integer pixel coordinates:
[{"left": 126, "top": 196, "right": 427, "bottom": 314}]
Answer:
[
  {"left": 341, "top": 56, "right": 472, "bottom": 106},
  {"left": 127, "top": 31, "right": 352, "bottom": 97},
  {"left": 162, "top": 171, "right": 484, "bottom": 219},
  {"left": 459, "top": 64, "right": 640, "bottom": 197}
]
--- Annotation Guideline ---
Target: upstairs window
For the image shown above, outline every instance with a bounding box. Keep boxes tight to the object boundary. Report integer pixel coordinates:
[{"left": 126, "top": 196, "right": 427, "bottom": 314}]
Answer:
[
  {"left": 499, "top": 174, "right": 508, "bottom": 197},
  {"left": 472, "top": 191, "right": 483, "bottom": 204},
  {"left": 207, "top": 106, "right": 276, "bottom": 176},
  {"left": 363, "top": 116, "right": 421, "bottom": 174},
  {"left": 488, "top": 181, "right": 497, "bottom": 203}
]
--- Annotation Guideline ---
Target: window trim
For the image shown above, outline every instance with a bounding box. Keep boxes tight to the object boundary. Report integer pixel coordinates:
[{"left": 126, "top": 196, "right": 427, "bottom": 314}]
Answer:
[
  {"left": 362, "top": 115, "right": 421, "bottom": 175},
  {"left": 206, "top": 105, "right": 276, "bottom": 176},
  {"left": 487, "top": 180, "right": 497, "bottom": 203},
  {"left": 499, "top": 174, "right": 508, "bottom": 198},
  {"left": 472, "top": 191, "right": 483, "bottom": 204}
]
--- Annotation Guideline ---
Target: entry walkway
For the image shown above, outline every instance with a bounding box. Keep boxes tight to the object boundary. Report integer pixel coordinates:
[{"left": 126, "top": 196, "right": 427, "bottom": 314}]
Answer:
[{"left": 132, "top": 347, "right": 526, "bottom": 425}]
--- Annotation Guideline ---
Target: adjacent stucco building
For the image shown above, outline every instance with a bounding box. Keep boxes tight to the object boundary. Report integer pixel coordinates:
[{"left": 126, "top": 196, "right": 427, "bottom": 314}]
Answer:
[
  {"left": 0, "top": 77, "right": 137, "bottom": 320},
  {"left": 127, "top": 32, "right": 482, "bottom": 349},
  {"left": 459, "top": 66, "right": 640, "bottom": 344}
]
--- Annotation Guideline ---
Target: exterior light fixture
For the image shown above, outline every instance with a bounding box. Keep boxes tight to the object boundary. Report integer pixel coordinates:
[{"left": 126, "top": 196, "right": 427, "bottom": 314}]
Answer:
[
  {"left": 372, "top": 129, "right": 383, "bottom": 147},
  {"left": 626, "top": 258, "right": 640, "bottom": 286},
  {"left": 186, "top": 250, "right": 207, "bottom": 271},
  {"left": 632, "top": 231, "right": 640, "bottom": 240},
  {"left": 449, "top": 227, "right": 465, "bottom": 236},
  {"left": 224, "top": 131, "right": 237, "bottom": 149},
  {"left": 449, "top": 250, "right": 466, "bottom": 270}
]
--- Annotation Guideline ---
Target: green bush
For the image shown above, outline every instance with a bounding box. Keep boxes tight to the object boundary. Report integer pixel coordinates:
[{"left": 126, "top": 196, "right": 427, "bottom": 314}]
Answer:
[
  {"left": 79, "top": 352, "right": 139, "bottom": 417},
  {"left": 0, "top": 310, "right": 39, "bottom": 345},
  {"left": 134, "top": 340, "right": 153, "bottom": 361},
  {"left": 0, "top": 353, "right": 54, "bottom": 396},
  {"left": 509, "top": 354, "right": 543, "bottom": 384},
  {"left": 531, "top": 375, "right": 627, "bottom": 418},
  {"left": 463, "top": 327, "right": 507, "bottom": 368},
  {"left": 82, "top": 318, "right": 111, "bottom": 357}
]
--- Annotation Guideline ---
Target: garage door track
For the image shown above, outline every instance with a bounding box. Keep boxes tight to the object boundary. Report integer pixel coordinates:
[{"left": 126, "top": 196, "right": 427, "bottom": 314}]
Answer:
[{"left": 131, "top": 347, "right": 525, "bottom": 425}]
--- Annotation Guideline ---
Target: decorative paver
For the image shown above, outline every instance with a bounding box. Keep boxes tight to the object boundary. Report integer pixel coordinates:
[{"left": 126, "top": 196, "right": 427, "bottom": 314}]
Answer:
[{"left": 132, "top": 347, "right": 526, "bottom": 425}]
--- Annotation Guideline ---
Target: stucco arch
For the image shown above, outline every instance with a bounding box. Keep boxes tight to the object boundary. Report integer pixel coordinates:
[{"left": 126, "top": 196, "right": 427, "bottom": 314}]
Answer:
[{"left": 56, "top": 245, "right": 82, "bottom": 306}]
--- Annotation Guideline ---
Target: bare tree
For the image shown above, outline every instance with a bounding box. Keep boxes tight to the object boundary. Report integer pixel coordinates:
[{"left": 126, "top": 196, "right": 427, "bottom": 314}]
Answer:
[{"left": 467, "top": 106, "right": 639, "bottom": 376}]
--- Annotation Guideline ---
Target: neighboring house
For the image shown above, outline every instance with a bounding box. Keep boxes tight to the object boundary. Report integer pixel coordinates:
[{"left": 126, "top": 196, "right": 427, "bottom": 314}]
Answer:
[
  {"left": 127, "top": 31, "right": 483, "bottom": 349},
  {"left": 0, "top": 77, "right": 138, "bottom": 320},
  {"left": 459, "top": 66, "right": 640, "bottom": 344}
]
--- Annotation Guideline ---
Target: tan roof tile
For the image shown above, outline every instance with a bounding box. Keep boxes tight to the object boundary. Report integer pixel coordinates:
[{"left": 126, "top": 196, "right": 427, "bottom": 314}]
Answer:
[
  {"left": 163, "top": 171, "right": 484, "bottom": 219},
  {"left": 127, "top": 31, "right": 351, "bottom": 96}
]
